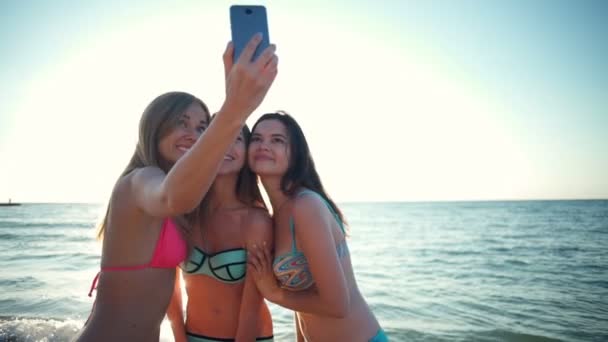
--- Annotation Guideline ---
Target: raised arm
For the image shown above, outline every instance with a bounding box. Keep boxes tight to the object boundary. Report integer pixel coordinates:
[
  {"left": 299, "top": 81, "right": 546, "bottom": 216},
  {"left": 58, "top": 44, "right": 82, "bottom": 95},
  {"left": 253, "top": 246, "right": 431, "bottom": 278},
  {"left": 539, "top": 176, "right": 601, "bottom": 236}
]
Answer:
[
  {"left": 236, "top": 209, "right": 274, "bottom": 341},
  {"left": 131, "top": 36, "right": 279, "bottom": 217}
]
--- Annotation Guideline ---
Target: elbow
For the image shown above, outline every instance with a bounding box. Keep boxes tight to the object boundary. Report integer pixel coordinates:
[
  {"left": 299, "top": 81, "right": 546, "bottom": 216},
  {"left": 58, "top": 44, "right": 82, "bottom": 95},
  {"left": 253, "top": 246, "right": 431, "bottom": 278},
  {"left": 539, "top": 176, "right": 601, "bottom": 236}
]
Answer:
[{"left": 164, "top": 193, "right": 199, "bottom": 216}]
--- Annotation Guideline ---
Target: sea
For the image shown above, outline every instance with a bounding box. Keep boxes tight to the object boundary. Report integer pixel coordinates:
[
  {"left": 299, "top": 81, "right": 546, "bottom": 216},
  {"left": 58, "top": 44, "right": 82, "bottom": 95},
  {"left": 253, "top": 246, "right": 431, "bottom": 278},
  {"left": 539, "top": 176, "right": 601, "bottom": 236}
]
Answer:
[{"left": 0, "top": 200, "right": 607, "bottom": 341}]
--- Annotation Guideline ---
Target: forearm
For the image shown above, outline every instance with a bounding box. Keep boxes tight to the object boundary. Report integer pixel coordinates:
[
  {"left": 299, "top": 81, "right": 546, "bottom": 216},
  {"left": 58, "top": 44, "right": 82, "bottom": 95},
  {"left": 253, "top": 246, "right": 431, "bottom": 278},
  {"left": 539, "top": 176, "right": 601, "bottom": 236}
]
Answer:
[
  {"left": 170, "top": 320, "right": 187, "bottom": 342},
  {"left": 167, "top": 270, "right": 187, "bottom": 342},
  {"left": 167, "top": 305, "right": 187, "bottom": 342},
  {"left": 162, "top": 107, "right": 244, "bottom": 213},
  {"left": 236, "top": 277, "right": 263, "bottom": 341},
  {"left": 167, "top": 300, "right": 187, "bottom": 342},
  {"left": 268, "top": 288, "right": 347, "bottom": 318},
  {"left": 235, "top": 310, "right": 259, "bottom": 342}
]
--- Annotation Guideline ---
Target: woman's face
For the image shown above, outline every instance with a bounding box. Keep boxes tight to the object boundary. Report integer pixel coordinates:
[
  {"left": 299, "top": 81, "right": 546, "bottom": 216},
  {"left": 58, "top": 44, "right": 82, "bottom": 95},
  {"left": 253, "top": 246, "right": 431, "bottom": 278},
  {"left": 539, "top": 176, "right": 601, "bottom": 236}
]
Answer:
[
  {"left": 158, "top": 103, "right": 209, "bottom": 164},
  {"left": 248, "top": 119, "right": 290, "bottom": 177},
  {"left": 217, "top": 130, "right": 247, "bottom": 176}
]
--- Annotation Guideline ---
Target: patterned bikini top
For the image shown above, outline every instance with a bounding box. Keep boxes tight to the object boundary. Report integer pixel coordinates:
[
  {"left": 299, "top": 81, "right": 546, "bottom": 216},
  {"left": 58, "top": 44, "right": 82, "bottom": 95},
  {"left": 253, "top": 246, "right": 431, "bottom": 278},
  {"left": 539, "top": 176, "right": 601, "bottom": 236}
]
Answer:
[{"left": 272, "top": 190, "right": 348, "bottom": 291}]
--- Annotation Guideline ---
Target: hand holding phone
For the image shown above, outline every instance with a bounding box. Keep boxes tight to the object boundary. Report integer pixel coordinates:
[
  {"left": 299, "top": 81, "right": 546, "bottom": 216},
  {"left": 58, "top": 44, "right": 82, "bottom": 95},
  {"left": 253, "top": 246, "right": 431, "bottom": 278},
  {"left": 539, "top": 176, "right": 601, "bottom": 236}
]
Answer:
[{"left": 220, "top": 34, "right": 278, "bottom": 121}]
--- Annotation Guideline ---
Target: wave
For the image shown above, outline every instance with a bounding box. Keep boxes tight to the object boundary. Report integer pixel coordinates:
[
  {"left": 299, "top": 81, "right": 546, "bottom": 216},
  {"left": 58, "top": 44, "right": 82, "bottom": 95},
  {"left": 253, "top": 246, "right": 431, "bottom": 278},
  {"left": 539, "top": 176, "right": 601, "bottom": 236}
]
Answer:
[
  {"left": 0, "top": 316, "right": 83, "bottom": 342},
  {"left": 0, "top": 221, "right": 92, "bottom": 230},
  {"left": 0, "top": 277, "right": 45, "bottom": 289}
]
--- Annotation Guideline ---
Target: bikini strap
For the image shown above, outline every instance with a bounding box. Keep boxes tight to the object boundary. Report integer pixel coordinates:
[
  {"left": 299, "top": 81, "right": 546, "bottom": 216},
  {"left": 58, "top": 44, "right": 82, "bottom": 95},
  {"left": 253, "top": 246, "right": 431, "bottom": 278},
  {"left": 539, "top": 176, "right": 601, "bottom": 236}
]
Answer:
[
  {"left": 288, "top": 216, "right": 298, "bottom": 253},
  {"left": 88, "top": 272, "right": 100, "bottom": 297}
]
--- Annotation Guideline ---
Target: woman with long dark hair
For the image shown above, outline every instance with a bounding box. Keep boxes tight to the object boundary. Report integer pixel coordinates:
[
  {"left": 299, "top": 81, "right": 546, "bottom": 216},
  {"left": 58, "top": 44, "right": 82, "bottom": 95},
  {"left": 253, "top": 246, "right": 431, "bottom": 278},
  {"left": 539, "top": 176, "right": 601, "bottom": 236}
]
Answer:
[{"left": 247, "top": 111, "right": 387, "bottom": 341}]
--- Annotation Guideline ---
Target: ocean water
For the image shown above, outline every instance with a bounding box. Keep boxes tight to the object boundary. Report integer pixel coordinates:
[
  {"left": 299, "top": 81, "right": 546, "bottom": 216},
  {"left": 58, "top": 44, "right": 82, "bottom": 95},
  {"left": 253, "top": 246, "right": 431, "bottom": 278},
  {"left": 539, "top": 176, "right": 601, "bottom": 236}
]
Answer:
[{"left": 0, "top": 200, "right": 607, "bottom": 342}]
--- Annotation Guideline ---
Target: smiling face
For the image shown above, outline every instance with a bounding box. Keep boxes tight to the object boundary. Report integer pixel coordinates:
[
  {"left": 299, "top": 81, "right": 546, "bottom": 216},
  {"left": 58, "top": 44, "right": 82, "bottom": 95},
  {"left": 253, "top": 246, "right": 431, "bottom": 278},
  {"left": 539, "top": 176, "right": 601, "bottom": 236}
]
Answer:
[
  {"left": 97, "top": 91, "right": 211, "bottom": 239},
  {"left": 248, "top": 119, "right": 291, "bottom": 178},
  {"left": 217, "top": 130, "right": 247, "bottom": 176},
  {"left": 158, "top": 102, "right": 209, "bottom": 165}
]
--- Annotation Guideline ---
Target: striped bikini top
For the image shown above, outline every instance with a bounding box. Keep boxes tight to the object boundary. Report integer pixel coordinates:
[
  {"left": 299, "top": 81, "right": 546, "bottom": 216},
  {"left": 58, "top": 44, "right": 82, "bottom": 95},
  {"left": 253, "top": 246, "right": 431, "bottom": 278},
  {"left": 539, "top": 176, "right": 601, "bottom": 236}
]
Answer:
[{"left": 272, "top": 190, "right": 348, "bottom": 291}]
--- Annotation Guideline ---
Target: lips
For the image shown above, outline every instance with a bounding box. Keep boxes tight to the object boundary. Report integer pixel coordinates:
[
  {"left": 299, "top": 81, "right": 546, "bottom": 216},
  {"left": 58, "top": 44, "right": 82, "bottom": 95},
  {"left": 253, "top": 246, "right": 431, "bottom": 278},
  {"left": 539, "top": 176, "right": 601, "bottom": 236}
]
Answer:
[
  {"left": 177, "top": 145, "right": 191, "bottom": 153},
  {"left": 254, "top": 154, "right": 273, "bottom": 161}
]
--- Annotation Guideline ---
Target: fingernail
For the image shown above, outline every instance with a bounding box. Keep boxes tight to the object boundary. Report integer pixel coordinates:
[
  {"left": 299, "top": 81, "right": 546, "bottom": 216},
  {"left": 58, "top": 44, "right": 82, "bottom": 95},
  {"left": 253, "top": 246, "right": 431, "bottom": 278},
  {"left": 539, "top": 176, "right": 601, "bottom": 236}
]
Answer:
[{"left": 255, "top": 33, "right": 263, "bottom": 41}]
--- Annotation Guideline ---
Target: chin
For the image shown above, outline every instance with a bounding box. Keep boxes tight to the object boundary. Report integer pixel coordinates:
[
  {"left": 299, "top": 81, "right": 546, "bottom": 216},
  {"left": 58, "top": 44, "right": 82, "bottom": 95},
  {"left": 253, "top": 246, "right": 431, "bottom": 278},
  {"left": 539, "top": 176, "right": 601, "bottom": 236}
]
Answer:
[
  {"left": 255, "top": 169, "right": 281, "bottom": 178},
  {"left": 218, "top": 167, "right": 242, "bottom": 176}
]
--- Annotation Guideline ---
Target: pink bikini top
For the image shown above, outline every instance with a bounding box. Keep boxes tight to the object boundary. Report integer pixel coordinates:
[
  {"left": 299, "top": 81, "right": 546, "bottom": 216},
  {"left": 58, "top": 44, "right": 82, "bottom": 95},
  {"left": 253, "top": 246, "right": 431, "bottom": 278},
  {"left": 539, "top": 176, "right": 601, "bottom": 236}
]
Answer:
[{"left": 88, "top": 218, "right": 187, "bottom": 296}]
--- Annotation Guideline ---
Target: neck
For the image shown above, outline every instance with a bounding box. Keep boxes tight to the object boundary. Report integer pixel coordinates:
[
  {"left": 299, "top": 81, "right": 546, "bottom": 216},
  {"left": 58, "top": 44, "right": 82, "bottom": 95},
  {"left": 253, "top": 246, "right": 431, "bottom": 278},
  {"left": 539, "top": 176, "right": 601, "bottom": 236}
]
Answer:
[
  {"left": 207, "top": 174, "right": 242, "bottom": 212},
  {"left": 260, "top": 175, "right": 290, "bottom": 214}
]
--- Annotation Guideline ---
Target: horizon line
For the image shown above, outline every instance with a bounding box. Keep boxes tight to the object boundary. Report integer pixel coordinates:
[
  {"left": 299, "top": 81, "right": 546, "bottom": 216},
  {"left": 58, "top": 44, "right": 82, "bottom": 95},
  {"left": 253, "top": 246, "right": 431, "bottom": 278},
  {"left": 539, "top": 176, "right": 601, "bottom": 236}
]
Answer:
[{"left": 3, "top": 197, "right": 608, "bottom": 205}]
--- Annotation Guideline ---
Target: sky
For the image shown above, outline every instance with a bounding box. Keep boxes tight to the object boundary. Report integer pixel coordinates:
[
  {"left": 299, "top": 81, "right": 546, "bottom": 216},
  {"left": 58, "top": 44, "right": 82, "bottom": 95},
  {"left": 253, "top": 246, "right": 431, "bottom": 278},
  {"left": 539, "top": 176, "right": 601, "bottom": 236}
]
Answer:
[{"left": 0, "top": 0, "right": 607, "bottom": 203}]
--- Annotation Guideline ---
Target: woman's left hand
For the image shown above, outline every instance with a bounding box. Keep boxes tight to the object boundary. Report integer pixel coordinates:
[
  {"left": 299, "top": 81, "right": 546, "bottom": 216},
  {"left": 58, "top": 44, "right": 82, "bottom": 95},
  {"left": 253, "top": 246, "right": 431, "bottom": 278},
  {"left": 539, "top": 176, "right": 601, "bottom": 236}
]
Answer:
[{"left": 248, "top": 242, "right": 280, "bottom": 301}]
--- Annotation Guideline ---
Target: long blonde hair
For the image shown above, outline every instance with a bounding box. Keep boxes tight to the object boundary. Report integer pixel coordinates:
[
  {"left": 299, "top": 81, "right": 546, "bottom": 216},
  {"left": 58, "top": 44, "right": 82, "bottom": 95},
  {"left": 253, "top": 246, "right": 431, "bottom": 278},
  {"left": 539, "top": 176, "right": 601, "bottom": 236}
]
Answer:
[{"left": 96, "top": 91, "right": 210, "bottom": 240}]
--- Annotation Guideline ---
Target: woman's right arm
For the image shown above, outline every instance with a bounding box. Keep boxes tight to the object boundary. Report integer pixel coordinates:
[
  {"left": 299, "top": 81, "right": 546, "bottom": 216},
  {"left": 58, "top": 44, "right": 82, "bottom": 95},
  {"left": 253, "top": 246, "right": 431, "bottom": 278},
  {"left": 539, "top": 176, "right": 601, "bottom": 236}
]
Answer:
[
  {"left": 248, "top": 195, "right": 349, "bottom": 318},
  {"left": 131, "top": 36, "right": 279, "bottom": 218},
  {"left": 166, "top": 268, "right": 187, "bottom": 342}
]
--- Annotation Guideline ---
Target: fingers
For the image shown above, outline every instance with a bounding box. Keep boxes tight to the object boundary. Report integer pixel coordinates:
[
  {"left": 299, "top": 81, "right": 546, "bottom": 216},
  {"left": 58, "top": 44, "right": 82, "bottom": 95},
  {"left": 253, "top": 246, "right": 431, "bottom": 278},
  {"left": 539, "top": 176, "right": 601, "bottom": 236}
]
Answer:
[
  {"left": 262, "top": 241, "right": 272, "bottom": 266},
  {"left": 248, "top": 247, "right": 262, "bottom": 273},
  {"left": 221, "top": 32, "right": 278, "bottom": 118},
  {"left": 223, "top": 41, "right": 234, "bottom": 79},
  {"left": 253, "top": 44, "right": 276, "bottom": 71},
  {"left": 259, "top": 55, "right": 279, "bottom": 86},
  {"left": 237, "top": 33, "right": 263, "bottom": 64},
  {"left": 249, "top": 243, "right": 272, "bottom": 275},
  {"left": 246, "top": 262, "right": 257, "bottom": 278},
  {"left": 255, "top": 244, "right": 267, "bottom": 273},
  {"left": 265, "top": 54, "right": 278, "bottom": 70}
]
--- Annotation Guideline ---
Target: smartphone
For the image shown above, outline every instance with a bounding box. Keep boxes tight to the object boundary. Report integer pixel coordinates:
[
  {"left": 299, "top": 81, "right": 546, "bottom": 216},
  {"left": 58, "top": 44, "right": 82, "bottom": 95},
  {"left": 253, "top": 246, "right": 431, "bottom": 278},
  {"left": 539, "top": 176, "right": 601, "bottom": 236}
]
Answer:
[{"left": 230, "top": 5, "right": 270, "bottom": 62}]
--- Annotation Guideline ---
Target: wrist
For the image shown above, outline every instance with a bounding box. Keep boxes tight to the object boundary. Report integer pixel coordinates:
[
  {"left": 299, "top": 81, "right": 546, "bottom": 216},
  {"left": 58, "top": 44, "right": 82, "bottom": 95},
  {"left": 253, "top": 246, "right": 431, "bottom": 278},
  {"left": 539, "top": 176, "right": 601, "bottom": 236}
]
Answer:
[
  {"left": 267, "top": 286, "right": 282, "bottom": 303},
  {"left": 218, "top": 101, "right": 248, "bottom": 123},
  {"left": 169, "top": 318, "right": 184, "bottom": 329}
]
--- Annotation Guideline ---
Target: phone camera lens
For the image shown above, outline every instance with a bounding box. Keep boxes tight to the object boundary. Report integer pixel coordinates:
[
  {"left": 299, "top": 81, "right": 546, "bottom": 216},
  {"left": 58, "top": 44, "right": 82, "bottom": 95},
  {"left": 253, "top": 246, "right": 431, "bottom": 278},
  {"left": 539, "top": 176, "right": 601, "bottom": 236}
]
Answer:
[{"left": 245, "top": 8, "right": 252, "bottom": 15}]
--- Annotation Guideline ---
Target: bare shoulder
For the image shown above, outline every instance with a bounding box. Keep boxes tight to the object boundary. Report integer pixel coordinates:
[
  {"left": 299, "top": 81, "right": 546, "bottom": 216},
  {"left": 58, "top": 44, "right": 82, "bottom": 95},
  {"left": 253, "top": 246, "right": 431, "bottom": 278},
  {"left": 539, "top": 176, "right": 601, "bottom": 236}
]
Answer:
[
  {"left": 109, "top": 167, "right": 144, "bottom": 199},
  {"left": 129, "top": 166, "right": 164, "bottom": 187},
  {"left": 243, "top": 207, "right": 273, "bottom": 244},
  {"left": 292, "top": 192, "right": 328, "bottom": 220},
  {"left": 108, "top": 166, "right": 161, "bottom": 204}
]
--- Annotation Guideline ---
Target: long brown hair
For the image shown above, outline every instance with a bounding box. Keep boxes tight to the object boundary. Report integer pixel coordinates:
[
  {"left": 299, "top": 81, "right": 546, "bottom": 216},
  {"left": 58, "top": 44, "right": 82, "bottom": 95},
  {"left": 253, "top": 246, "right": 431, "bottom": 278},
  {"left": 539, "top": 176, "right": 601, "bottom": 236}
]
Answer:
[
  {"left": 96, "top": 91, "right": 210, "bottom": 239},
  {"left": 250, "top": 111, "right": 345, "bottom": 224}
]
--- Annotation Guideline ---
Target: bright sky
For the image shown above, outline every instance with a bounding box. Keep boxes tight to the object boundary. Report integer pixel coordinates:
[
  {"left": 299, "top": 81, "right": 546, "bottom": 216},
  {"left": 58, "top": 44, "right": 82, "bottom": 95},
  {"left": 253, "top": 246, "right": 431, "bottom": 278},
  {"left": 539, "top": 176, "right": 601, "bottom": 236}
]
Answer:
[{"left": 1, "top": 0, "right": 607, "bottom": 203}]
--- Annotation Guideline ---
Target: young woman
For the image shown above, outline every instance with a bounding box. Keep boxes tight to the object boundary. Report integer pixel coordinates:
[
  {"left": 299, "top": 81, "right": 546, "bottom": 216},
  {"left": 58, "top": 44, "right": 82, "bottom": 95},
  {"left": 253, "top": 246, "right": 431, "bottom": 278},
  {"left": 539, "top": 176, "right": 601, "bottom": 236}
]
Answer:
[
  {"left": 247, "top": 111, "right": 388, "bottom": 342},
  {"left": 74, "top": 36, "right": 278, "bottom": 341},
  {"left": 167, "top": 124, "right": 274, "bottom": 342}
]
